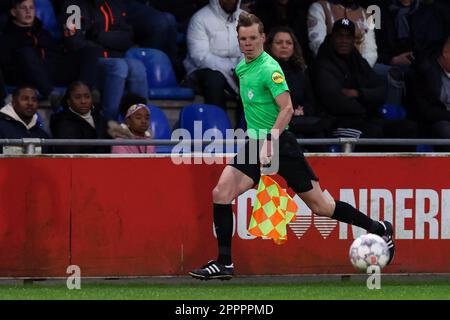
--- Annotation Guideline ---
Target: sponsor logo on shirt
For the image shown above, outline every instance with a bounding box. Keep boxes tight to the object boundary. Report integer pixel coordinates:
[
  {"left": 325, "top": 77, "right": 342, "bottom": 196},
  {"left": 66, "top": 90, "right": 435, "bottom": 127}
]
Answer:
[
  {"left": 272, "top": 72, "right": 284, "bottom": 84},
  {"left": 248, "top": 90, "right": 254, "bottom": 100}
]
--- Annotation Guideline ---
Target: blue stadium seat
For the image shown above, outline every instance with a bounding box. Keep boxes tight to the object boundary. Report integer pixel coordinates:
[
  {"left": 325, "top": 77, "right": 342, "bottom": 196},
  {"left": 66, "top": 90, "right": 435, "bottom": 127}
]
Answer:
[
  {"left": 125, "top": 48, "right": 194, "bottom": 100},
  {"left": 328, "top": 145, "right": 342, "bottom": 153},
  {"left": 416, "top": 145, "right": 434, "bottom": 152},
  {"left": 36, "top": 111, "right": 44, "bottom": 128},
  {"left": 149, "top": 105, "right": 173, "bottom": 153},
  {"left": 34, "top": 0, "right": 62, "bottom": 40},
  {"left": 179, "top": 104, "right": 233, "bottom": 153},
  {"left": 379, "top": 104, "right": 407, "bottom": 120}
]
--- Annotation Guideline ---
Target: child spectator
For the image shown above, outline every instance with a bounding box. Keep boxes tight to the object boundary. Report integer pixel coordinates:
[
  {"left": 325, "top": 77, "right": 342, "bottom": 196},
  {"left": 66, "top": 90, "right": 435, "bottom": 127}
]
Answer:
[{"left": 110, "top": 103, "right": 155, "bottom": 154}]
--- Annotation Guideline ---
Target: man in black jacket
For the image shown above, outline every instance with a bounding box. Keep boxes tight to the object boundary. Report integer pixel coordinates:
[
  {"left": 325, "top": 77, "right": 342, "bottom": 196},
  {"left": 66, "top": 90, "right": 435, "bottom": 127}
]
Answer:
[
  {"left": 0, "top": 0, "right": 100, "bottom": 106},
  {"left": 408, "top": 35, "right": 450, "bottom": 147},
  {"left": 312, "top": 18, "right": 418, "bottom": 140}
]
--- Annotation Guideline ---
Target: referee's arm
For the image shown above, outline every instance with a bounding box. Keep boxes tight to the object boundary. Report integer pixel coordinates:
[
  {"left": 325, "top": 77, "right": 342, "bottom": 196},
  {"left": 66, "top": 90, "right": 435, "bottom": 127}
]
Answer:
[{"left": 271, "top": 91, "right": 294, "bottom": 139}]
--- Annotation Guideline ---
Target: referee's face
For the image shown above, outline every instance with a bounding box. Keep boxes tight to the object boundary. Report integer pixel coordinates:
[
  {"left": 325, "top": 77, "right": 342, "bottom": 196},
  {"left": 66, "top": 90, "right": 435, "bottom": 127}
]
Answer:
[{"left": 238, "top": 24, "right": 266, "bottom": 62}]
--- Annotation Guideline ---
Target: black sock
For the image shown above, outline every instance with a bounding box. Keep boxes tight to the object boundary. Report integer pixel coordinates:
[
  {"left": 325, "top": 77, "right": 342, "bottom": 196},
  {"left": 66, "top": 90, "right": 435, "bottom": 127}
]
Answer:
[
  {"left": 332, "top": 201, "right": 384, "bottom": 236},
  {"left": 213, "top": 203, "right": 233, "bottom": 265}
]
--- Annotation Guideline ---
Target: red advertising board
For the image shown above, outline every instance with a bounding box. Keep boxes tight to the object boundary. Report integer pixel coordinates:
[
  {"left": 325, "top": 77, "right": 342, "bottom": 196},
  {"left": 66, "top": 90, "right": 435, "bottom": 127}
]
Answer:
[{"left": 0, "top": 155, "right": 449, "bottom": 277}]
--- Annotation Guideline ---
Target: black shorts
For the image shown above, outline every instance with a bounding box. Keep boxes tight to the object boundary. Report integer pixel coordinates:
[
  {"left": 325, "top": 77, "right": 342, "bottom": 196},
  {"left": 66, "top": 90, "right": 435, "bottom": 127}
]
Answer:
[{"left": 229, "top": 131, "right": 319, "bottom": 193}]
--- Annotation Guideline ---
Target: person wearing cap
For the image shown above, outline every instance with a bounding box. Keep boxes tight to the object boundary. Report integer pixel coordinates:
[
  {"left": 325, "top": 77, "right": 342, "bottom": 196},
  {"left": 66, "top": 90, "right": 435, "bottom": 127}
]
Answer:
[
  {"left": 111, "top": 102, "right": 155, "bottom": 154},
  {"left": 307, "top": 0, "right": 377, "bottom": 67},
  {"left": 312, "top": 18, "right": 418, "bottom": 142}
]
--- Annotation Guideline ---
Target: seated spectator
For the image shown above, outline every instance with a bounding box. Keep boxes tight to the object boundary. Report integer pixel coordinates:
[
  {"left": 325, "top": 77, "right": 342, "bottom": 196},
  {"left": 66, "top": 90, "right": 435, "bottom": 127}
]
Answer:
[
  {"left": 373, "top": 0, "right": 449, "bottom": 105},
  {"left": 122, "top": 0, "right": 178, "bottom": 65},
  {"left": 118, "top": 92, "right": 147, "bottom": 119},
  {"left": 307, "top": 0, "right": 378, "bottom": 67},
  {"left": 312, "top": 18, "right": 418, "bottom": 141},
  {"left": 265, "top": 26, "right": 333, "bottom": 144},
  {"left": 376, "top": 0, "right": 448, "bottom": 68},
  {"left": 61, "top": 0, "right": 148, "bottom": 120},
  {"left": 50, "top": 81, "right": 110, "bottom": 154},
  {"left": 110, "top": 103, "right": 155, "bottom": 154},
  {"left": 0, "top": 0, "right": 100, "bottom": 107},
  {"left": 408, "top": 35, "right": 450, "bottom": 147},
  {"left": 183, "top": 0, "right": 243, "bottom": 112},
  {"left": 0, "top": 85, "right": 49, "bottom": 153}
]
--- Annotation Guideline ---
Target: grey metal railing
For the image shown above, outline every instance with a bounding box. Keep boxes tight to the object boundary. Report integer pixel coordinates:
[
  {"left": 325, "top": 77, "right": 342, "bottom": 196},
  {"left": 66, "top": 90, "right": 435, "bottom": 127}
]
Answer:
[{"left": 1, "top": 138, "right": 450, "bottom": 155}]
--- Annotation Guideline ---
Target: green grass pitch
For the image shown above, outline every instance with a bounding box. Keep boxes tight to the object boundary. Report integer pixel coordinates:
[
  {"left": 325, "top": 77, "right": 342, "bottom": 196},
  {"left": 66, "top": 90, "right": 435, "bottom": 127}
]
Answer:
[{"left": 0, "top": 279, "right": 449, "bottom": 300}]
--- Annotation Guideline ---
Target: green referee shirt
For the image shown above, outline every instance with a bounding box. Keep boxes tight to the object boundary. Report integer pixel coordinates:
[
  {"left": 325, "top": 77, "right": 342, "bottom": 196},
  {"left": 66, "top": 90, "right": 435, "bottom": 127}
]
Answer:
[{"left": 236, "top": 51, "right": 289, "bottom": 139}]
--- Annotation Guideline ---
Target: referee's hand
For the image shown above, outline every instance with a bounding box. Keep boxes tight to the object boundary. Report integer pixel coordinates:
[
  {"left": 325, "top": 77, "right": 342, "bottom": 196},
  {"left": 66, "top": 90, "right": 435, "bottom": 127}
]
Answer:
[{"left": 260, "top": 138, "right": 273, "bottom": 167}]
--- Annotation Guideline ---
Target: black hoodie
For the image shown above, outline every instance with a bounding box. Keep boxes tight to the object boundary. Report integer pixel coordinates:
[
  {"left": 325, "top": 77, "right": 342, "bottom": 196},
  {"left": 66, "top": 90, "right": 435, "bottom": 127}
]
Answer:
[
  {"left": 312, "top": 35, "right": 385, "bottom": 119},
  {"left": 61, "top": 0, "right": 134, "bottom": 58},
  {"left": 0, "top": 17, "right": 61, "bottom": 67}
]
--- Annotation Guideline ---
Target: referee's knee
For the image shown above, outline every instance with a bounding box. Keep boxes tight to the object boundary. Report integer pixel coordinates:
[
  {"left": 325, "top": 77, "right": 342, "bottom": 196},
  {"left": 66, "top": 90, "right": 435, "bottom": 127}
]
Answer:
[
  {"left": 310, "top": 199, "right": 335, "bottom": 218},
  {"left": 212, "top": 185, "right": 234, "bottom": 204}
]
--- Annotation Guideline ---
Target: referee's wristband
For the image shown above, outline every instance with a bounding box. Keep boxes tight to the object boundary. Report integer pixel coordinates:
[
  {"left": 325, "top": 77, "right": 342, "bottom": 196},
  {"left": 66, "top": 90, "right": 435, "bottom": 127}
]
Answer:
[{"left": 266, "top": 133, "right": 272, "bottom": 141}]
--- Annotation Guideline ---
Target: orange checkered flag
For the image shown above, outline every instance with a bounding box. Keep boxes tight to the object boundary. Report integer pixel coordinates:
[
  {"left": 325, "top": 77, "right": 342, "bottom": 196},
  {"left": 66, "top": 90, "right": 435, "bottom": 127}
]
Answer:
[{"left": 248, "top": 175, "right": 298, "bottom": 244}]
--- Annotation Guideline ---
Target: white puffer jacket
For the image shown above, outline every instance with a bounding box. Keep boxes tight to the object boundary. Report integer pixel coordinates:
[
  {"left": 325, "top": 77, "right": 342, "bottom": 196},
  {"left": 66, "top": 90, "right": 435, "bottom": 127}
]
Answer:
[
  {"left": 184, "top": 0, "right": 244, "bottom": 93},
  {"left": 307, "top": 2, "right": 378, "bottom": 67}
]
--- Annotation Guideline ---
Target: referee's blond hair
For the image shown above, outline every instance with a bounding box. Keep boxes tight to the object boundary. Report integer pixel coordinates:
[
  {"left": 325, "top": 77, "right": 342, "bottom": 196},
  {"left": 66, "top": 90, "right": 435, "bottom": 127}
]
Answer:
[{"left": 236, "top": 12, "right": 264, "bottom": 34}]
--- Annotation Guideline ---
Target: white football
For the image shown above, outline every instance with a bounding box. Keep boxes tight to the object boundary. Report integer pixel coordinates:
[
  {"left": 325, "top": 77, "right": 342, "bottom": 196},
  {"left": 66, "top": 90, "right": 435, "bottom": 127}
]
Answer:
[{"left": 349, "top": 234, "right": 390, "bottom": 272}]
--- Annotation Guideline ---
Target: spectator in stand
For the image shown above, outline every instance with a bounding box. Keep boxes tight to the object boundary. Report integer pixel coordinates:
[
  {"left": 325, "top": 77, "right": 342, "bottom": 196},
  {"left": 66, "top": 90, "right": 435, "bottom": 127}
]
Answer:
[
  {"left": 61, "top": 0, "right": 148, "bottom": 121},
  {"left": 375, "top": 0, "right": 448, "bottom": 67},
  {"left": 312, "top": 18, "right": 418, "bottom": 141},
  {"left": 110, "top": 102, "right": 155, "bottom": 154},
  {"left": 0, "top": 0, "right": 100, "bottom": 108},
  {"left": 0, "top": 85, "right": 49, "bottom": 153},
  {"left": 183, "top": 0, "right": 243, "bottom": 111},
  {"left": 50, "top": 81, "right": 110, "bottom": 154},
  {"left": 265, "top": 26, "right": 333, "bottom": 145},
  {"left": 408, "top": 35, "right": 450, "bottom": 146},
  {"left": 254, "top": 0, "right": 315, "bottom": 64},
  {"left": 307, "top": 0, "right": 378, "bottom": 67},
  {"left": 122, "top": 0, "right": 178, "bottom": 64},
  {"left": 370, "top": 0, "right": 449, "bottom": 106}
]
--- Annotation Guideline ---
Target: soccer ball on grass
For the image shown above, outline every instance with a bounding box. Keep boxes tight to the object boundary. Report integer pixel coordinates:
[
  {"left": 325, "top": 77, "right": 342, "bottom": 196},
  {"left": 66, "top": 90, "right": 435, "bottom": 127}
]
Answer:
[{"left": 349, "top": 234, "right": 390, "bottom": 272}]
